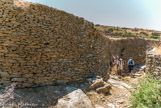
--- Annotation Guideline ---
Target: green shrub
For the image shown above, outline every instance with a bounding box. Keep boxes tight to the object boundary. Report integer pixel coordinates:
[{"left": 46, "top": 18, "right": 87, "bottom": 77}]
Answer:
[
  {"left": 109, "top": 27, "right": 114, "bottom": 32},
  {"left": 130, "top": 75, "right": 161, "bottom": 108},
  {"left": 127, "top": 32, "right": 132, "bottom": 35},
  {"left": 124, "top": 31, "right": 133, "bottom": 36},
  {"left": 95, "top": 26, "right": 99, "bottom": 30},
  {"left": 150, "top": 35, "right": 160, "bottom": 39},
  {"left": 140, "top": 32, "right": 148, "bottom": 36}
]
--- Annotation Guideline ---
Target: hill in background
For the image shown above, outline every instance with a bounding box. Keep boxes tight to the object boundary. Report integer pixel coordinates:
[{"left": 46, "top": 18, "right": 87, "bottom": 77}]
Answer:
[{"left": 95, "top": 25, "right": 161, "bottom": 39}]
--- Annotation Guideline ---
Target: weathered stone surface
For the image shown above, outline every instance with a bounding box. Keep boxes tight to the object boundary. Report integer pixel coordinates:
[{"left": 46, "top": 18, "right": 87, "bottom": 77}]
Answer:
[
  {"left": 109, "top": 38, "right": 160, "bottom": 71},
  {"left": 65, "top": 86, "right": 77, "bottom": 93},
  {"left": 0, "top": 72, "right": 9, "bottom": 78},
  {"left": 0, "top": 0, "right": 110, "bottom": 87},
  {"left": 87, "top": 79, "right": 105, "bottom": 90},
  {"left": 146, "top": 48, "right": 161, "bottom": 76},
  {"left": 0, "top": 0, "right": 158, "bottom": 88},
  {"left": 96, "top": 83, "right": 111, "bottom": 94},
  {"left": 56, "top": 89, "right": 94, "bottom": 108},
  {"left": 0, "top": 81, "right": 11, "bottom": 84},
  {"left": 11, "top": 78, "right": 26, "bottom": 82},
  {"left": 23, "top": 74, "right": 33, "bottom": 78},
  {"left": 108, "top": 78, "right": 132, "bottom": 89},
  {"left": 116, "top": 99, "right": 125, "bottom": 104},
  {"left": 95, "top": 104, "right": 104, "bottom": 108},
  {"left": 87, "top": 77, "right": 112, "bottom": 94}
]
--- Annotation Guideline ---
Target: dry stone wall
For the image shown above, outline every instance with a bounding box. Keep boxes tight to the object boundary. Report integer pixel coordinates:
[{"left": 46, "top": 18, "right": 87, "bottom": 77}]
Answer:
[
  {"left": 146, "top": 49, "right": 161, "bottom": 76},
  {"left": 0, "top": 0, "right": 111, "bottom": 87}
]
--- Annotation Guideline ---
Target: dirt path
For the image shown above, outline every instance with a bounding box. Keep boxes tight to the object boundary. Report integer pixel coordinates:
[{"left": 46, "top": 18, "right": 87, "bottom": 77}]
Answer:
[
  {"left": 87, "top": 65, "right": 146, "bottom": 108},
  {"left": 87, "top": 76, "right": 135, "bottom": 108}
]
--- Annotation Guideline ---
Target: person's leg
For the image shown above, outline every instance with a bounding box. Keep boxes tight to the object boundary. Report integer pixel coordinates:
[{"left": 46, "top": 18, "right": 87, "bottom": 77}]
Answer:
[
  {"left": 114, "top": 65, "right": 117, "bottom": 75},
  {"left": 121, "top": 69, "right": 123, "bottom": 77},
  {"left": 117, "top": 65, "right": 119, "bottom": 75},
  {"left": 131, "top": 65, "right": 133, "bottom": 77},
  {"left": 128, "top": 66, "right": 131, "bottom": 76}
]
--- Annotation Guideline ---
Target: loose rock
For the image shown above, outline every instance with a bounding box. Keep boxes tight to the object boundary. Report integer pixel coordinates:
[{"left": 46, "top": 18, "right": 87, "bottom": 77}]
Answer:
[{"left": 56, "top": 89, "right": 94, "bottom": 108}]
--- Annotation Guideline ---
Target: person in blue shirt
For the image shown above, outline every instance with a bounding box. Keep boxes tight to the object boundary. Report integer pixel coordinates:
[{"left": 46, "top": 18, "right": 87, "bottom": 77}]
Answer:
[{"left": 127, "top": 57, "right": 135, "bottom": 77}]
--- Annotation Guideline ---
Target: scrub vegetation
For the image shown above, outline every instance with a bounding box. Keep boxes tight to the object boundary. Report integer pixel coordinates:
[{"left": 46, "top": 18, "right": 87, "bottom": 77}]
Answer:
[{"left": 130, "top": 75, "right": 161, "bottom": 108}]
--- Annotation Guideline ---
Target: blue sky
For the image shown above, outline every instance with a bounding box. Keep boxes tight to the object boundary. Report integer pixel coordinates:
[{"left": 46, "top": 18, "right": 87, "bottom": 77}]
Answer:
[{"left": 24, "top": 0, "right": 161, "bottom": 31}]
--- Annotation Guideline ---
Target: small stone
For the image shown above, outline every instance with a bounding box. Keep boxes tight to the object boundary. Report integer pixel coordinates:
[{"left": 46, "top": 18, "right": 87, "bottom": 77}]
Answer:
[
  {"left": 87, "top": 79, "right": 105, "bottom": 90},
  {"left": 96, "top": 83, "right": 111, "bottom": 94},
  {"left": 116, "top": 99, "right": 125, "bottom": 104},
  {"left": 107, "top": 103, "right": 115, "bottom": 108},
  {"left": 95, "top": 104, "right": 104, "bottom": 108},
  {"left": 87, "top": 78, "right": 92, "bottom": 82}
]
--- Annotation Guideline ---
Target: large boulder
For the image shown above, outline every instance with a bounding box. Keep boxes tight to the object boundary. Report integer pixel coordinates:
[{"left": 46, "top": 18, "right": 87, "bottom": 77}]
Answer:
[{"left": 56, "top": 89, "right": 93, "bottom": 108}]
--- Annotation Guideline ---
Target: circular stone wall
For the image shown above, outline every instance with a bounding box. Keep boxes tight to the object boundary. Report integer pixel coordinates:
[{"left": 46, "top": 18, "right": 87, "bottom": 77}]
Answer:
[{"left": 0, "top": 0, "right": 110, "bottom": 87}]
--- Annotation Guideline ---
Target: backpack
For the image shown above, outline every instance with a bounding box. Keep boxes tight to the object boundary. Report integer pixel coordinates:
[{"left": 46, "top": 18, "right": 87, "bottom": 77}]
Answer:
[{"left": 128, "top": 59, "right": 133, "bottom": 65}]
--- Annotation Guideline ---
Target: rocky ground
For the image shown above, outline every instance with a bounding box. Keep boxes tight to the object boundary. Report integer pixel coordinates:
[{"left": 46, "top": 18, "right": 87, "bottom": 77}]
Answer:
[
  {"left": 54, "top": 64, "right": 146, "bottom": 108},
  {"left": 0, "top": 65, "right": 146, "bottom": 108}
]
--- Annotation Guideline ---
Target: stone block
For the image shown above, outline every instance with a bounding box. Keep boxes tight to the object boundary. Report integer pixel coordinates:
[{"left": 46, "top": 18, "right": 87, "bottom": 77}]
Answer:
[
  {"left": 11, "top": 78, "right": 26, "bottom": 82},
  {"left": 0, "top": 72, "right": 9, "bottom": 78},
  {"left": 24, "top": 74, "right": 33, "bottom": 78}
]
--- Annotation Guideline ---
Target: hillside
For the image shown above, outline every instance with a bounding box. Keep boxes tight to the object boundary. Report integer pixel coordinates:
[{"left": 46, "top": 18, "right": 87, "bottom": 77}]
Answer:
[{"left": 95, "top": 25, "right": 161, "bottom": 39}]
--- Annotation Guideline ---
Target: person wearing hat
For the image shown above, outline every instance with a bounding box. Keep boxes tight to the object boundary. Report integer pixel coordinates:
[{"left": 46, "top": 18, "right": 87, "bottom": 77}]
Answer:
[{"left": 118, "top": 58, "right": 125, "bottom": 77}]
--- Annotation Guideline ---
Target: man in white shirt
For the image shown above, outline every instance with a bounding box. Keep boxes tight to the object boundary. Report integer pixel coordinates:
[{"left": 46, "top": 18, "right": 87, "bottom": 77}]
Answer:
[
  {"left": 118, "top": 58, "right": 124, "bottom": 77},
  {"left": 113, "top": 55, "right": 119, "bottom": 75}
]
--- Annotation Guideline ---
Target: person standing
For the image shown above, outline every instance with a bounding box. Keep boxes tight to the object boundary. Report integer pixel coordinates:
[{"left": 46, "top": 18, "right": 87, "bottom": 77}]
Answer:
[
  {"left": 127, "top": 57, "right": 135, "bottom": 77},
  {"left": 113, "top": 55, "right": 119, "bottom": 75},
  {"left": 118, "top": 58, "right": 124, "bottom": 77}
]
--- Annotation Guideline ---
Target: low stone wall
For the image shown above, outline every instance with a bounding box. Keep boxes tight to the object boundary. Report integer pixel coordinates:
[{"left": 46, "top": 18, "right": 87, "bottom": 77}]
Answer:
[
  {"left": 0, "top": 0, "right": 111, "bottom": 87},
  {"left": 146, "top": 49, "right": 161, "bottom": 76}
]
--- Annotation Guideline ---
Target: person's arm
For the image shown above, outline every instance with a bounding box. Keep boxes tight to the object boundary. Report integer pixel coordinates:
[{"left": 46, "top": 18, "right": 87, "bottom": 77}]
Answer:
[
  {"left": 127, "top": 60, "right": 129, "bottom": 65},
  {"left": 113, "top": 60, "right": 115, "bottom": 64},
  {"left": 133, "top": 60, "right": 135, "bottom": 65}
]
